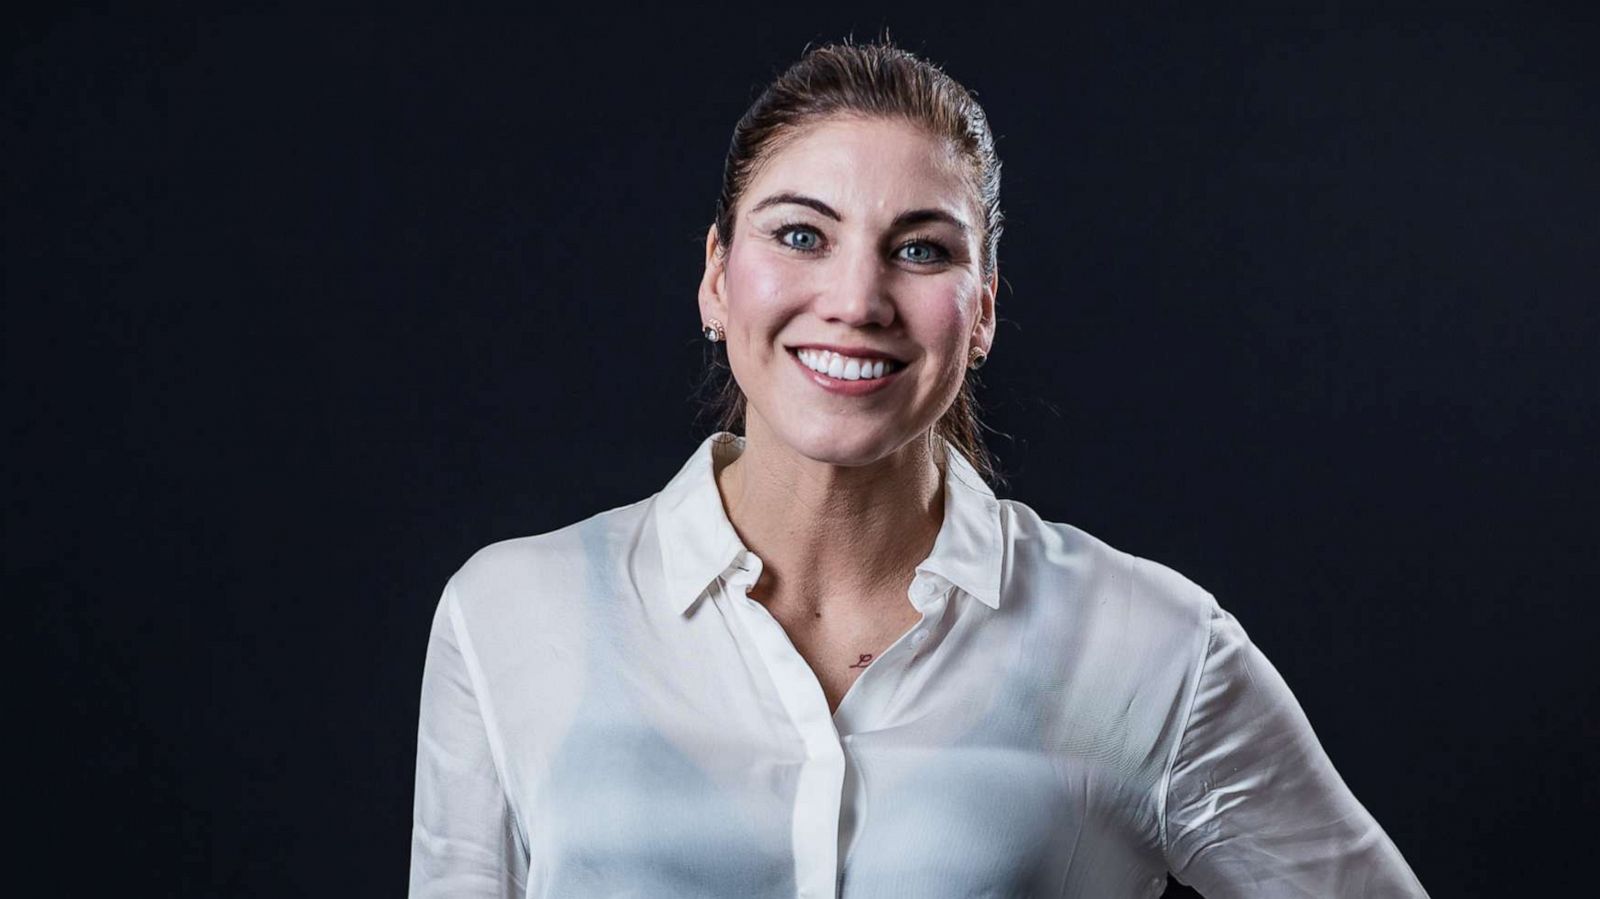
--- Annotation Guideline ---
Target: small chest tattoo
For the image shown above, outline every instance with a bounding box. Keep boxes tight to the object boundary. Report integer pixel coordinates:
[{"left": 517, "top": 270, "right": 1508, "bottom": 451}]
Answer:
[{"left": 848, "top": 653, "right": 873, "bottom": 669}]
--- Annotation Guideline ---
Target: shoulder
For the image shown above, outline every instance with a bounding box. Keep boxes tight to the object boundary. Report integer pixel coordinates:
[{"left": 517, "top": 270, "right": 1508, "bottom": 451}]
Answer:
[
  {"left": 999, "top": 498, "right": 1219, "bottom": 648},
  {"left": 444, "top": 494, "right": 657, "bottom": 624},
  {"left": 997, "top": 500, "right": 1228, "bottom": 800}
]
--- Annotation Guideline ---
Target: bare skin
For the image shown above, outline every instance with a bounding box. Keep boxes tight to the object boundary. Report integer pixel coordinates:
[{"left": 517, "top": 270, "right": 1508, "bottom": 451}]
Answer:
[
  {"left": 697, "top": 115, "right": 998, "bottom": 713},
  {"left": 714, "top": 416, "right": 942, "bottom": 713}
]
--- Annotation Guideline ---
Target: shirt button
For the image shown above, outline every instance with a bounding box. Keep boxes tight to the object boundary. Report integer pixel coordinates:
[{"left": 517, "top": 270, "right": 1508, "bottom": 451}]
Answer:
[{"left": 911, "top": 630, "right": 929, "bottom": 645}]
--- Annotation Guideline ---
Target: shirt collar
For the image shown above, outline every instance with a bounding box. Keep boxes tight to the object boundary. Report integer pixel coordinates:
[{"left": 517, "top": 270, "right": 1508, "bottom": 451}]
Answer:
[{"left": 652, "top": 431, "right": 1005, "bottom": 616}]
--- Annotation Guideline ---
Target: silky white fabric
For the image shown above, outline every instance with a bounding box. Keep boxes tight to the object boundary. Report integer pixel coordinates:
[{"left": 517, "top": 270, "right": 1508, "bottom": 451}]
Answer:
[{"left": 410, "top": 431, "right": 1428, "bottom": 898}]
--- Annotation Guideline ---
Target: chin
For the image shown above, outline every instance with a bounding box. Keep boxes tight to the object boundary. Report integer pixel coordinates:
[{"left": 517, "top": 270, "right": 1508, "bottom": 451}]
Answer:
[{"left": 772, "top": 416, "right": 909, "bottom": 468}]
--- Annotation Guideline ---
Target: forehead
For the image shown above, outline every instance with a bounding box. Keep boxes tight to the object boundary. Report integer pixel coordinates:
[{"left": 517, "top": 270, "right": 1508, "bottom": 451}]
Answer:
[{"left": 744, "top": 116, "right": 975, "bottom": 217}]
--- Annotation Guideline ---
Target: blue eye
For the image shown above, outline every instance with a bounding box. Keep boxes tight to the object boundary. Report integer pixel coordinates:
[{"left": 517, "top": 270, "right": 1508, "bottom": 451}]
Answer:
[
  {"left": 768, "top": 221, "right": 951, "bottom": 266},
  {"left": 897, "top": 240, "right": 950, "bottom": 264},
  {"left": 772, "top": 223, "right": 823, "bottom": 253}
]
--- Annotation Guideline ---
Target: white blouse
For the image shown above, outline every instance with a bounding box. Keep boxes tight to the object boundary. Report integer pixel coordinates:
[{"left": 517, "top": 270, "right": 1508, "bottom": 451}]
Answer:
[{"left": 410, "top": 431, "right": 1428, "bottom": 898}]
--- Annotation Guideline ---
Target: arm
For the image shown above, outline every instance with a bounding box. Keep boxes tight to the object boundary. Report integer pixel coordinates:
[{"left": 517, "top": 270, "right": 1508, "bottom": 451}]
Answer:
[
  {"left": 410, "top": 580, "right": 529, "bottom": 897},
  {"left": 1161, "top": 602, "right": 1428, "bottom": 897}
]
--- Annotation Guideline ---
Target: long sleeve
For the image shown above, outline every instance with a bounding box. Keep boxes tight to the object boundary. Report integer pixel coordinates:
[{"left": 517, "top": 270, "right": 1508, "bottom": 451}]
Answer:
[
  {"left": 1161, "top": 602, "right": 1428, "bottom": 898},
  {"left": 410, "top": 580, "right": 529, "bottom": 898}
]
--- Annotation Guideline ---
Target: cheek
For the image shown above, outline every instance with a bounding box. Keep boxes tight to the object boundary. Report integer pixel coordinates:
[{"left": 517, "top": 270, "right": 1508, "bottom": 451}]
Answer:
[
  {"left": 910, "top": 283, "right": 979, "bottom": 348},
  {"left": 721, "top": 250, "right": 802, "bottom": 389},
  {"left": 724, "top": 248, "right": 797, "bottom": 319}
]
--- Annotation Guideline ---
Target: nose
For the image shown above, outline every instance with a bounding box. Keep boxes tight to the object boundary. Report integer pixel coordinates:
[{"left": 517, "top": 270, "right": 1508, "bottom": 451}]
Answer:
[{"left": 811, "top": 243, "right": 896, "bottom": 328}]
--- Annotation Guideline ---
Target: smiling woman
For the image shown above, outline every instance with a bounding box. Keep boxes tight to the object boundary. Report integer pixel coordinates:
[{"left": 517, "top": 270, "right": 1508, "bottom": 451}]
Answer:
[
  {"left": 700, "top": 112, "right": 993, "bottom": 463},
  {"left": 701, "top": 47, "right": 1003, "bottom": 485},
  {"left": 408, "top": 36, "right": 1430, "bottom": 899}
]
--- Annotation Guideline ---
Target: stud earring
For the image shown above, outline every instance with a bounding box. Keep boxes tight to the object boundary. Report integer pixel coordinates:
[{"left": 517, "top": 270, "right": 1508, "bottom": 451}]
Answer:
[
  {"left": 968, "top": 346, "right": 988, "bottom": 370},
  {"left": 703, "top": 319, "right": 725, "bottom": 343}
]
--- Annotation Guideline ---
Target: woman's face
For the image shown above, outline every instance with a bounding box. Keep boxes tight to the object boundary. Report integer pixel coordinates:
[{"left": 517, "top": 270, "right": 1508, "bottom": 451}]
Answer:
[{"left": 698, "top": 115, "right": 997, "bottom": 467}]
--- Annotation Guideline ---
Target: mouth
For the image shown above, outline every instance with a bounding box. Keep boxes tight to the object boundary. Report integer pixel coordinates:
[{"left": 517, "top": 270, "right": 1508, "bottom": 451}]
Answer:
[
  {"left": 785, "top": 346, "right": 909, "bottom": 395},
  {"left": 787, "top": 346, "right": 906, "bottom": 379}
]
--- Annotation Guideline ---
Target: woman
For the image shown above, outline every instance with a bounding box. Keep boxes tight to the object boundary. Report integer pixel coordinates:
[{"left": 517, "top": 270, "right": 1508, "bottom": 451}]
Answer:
[{"left": 410, "top": 39, "right": 1428, "bottom": 898}]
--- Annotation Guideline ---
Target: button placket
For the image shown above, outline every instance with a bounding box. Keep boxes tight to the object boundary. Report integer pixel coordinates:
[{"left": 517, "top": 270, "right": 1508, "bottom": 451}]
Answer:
[
  {"left": 911, "top": 572, "right": 950, "bottom": 605},
  {"left": 721, "top": 550, "right": 845, "bottom": 899},
  {"left": 903, "top": 576, "right": 945, "bottom": 651}
]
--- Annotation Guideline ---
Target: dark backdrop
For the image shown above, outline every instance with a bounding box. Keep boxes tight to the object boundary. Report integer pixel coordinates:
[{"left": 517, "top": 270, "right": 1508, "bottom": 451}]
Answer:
[{"left": 7, "top": 6, "right": 1595, "bottom": 896}]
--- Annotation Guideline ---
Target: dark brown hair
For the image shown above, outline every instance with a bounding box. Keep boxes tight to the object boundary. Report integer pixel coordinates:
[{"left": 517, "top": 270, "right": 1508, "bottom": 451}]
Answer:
[{"left": 699, "top": 35, "right": 1006, "bottom": 488}]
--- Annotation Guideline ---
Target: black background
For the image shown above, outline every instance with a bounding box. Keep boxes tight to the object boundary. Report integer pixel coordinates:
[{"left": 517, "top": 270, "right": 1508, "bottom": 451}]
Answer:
[{"left": 7, "top": 6, "right": 1596, "bottom": 896}]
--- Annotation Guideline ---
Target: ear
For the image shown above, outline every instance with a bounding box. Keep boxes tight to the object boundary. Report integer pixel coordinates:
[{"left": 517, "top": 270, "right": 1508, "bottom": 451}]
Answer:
[
  {"left": 697, "top": 223, "right": 729, "bottom": 327},
  {"left": 974, "top": 269, "right": 998, "bottom": 354}
]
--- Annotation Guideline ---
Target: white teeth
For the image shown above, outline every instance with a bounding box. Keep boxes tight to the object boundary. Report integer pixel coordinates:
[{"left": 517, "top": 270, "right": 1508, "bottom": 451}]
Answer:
[{"left": 798, "top": 349, "right": 898, "bottom": 381}]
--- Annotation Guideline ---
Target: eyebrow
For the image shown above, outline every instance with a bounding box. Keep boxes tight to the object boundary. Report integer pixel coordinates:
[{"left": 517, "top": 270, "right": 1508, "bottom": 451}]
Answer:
[{"left": 750, "top": 191, "right": 970, "bottom": 235}]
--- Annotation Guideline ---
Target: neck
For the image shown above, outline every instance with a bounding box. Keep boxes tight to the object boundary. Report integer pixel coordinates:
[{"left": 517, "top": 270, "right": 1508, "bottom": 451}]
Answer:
[{"left": 714, "top": 416, "right": 945, "bottom": 616}]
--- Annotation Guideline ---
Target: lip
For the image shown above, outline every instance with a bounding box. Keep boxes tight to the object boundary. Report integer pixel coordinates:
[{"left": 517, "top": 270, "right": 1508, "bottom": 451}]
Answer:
[
  {"left": 785, "top": 343, "right": 907, "bottom": 364},
  {"left": 787, "top": 347, "right": 907, "bottom": 396}
]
